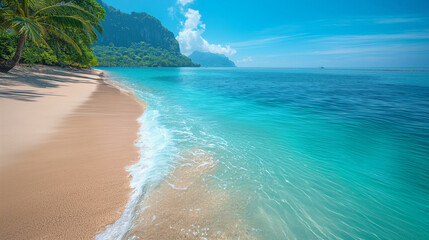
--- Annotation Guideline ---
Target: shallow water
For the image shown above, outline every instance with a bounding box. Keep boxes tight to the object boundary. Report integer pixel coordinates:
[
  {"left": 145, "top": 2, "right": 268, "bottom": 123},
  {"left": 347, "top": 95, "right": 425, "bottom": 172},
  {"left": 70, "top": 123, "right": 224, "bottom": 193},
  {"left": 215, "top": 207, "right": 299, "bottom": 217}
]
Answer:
[{"left": 98, "top": 68, "right": 429, "bottom": 239}]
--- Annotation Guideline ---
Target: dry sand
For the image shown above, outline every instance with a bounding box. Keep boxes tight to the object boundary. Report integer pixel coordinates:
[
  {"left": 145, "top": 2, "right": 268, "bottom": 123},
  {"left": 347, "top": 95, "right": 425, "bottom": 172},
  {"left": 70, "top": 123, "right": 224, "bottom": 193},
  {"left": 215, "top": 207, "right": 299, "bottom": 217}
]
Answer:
[
  {"left": 0, "top": 65, "right": 143, "bottom": 239},
  {"left": 0, "top": 65, "right": 98, "bottom": 169}
]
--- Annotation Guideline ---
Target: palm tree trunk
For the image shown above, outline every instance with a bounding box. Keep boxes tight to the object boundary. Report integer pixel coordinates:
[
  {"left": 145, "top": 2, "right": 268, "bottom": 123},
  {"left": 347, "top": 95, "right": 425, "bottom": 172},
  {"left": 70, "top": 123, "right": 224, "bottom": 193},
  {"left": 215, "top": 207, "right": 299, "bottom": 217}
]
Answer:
[{"left": 0, "top": 34, "right": 26, "bottom": 73}]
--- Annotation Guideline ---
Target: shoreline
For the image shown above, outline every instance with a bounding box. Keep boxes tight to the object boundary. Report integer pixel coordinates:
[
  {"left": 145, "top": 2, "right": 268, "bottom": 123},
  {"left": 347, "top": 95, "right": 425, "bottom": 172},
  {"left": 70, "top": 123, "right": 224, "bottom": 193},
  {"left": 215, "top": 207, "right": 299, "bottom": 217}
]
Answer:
[
  {"left": 99, "top": 69, "right": 256, "bottom": 239},
  {"left": 0, "top": 65, "right": 144, "bottom": 239}
]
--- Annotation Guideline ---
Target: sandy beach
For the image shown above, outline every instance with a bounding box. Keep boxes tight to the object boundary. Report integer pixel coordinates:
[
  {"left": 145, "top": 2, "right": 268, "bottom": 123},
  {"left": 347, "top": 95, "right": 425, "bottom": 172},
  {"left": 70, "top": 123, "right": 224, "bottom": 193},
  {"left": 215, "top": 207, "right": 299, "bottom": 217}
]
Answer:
[{"left": 0, "top": 65, "right": 143, "bottom": 239}]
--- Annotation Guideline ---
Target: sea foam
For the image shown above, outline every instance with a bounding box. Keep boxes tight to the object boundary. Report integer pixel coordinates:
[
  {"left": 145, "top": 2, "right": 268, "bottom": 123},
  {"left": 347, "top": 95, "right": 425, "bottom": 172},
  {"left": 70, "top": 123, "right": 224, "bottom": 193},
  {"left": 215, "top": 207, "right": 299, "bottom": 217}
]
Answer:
[{"left": 96, "top": 101, "right": 176, "bottom": 240}]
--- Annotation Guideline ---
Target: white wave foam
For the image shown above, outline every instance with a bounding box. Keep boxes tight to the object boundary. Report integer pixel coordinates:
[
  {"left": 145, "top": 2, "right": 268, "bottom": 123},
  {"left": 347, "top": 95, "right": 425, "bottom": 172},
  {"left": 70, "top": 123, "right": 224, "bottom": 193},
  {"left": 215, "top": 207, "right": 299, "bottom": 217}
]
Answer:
[{"left": 95, "top": 108, "right": 176, "bottom": 240}]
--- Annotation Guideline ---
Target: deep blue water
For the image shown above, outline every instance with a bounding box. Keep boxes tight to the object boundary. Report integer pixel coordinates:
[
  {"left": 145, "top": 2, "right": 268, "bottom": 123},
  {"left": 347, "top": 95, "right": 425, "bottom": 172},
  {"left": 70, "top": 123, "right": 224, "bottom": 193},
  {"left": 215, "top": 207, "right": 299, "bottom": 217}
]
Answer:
[{"left": 99, "top": 68, "right": 429, "bottom": 239}]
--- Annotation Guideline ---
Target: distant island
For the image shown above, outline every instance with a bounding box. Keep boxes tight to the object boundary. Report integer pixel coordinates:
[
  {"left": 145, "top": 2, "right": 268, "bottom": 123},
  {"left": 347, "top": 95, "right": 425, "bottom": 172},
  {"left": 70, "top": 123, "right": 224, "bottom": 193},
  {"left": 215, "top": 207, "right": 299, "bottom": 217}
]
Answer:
[
  {"left": 189, "top": 51, "right": 236, "bottom": 67},
  {"left": 93, "top": 0, "right": 199, "bottom": 67}
]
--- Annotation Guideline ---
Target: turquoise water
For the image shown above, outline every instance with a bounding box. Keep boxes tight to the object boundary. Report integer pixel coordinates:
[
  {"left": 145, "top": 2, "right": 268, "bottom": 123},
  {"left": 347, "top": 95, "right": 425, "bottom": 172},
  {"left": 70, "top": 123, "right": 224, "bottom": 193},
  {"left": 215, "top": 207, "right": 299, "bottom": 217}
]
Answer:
[{"left": 99, "top": 68, "right": 429, "bottom": 239}]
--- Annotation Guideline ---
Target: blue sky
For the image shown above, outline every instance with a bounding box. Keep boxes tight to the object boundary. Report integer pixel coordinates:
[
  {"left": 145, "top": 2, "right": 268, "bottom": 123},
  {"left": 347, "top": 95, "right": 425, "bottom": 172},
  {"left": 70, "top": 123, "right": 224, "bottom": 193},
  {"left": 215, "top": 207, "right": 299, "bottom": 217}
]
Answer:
[{"left": 103, "top": 0, "right": 429, "bottom": 67}]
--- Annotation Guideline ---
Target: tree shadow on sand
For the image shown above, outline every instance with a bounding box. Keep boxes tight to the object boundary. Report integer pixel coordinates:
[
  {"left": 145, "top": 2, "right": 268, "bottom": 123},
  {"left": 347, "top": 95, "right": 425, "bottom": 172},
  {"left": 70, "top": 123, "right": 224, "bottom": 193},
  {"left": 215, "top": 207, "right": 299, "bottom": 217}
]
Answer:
[
  {"left": 0, "top": 89, "right": 57, "bottom": 102},
  {"left": 0, "top": 65, "right": 100, "bottom": 101}
]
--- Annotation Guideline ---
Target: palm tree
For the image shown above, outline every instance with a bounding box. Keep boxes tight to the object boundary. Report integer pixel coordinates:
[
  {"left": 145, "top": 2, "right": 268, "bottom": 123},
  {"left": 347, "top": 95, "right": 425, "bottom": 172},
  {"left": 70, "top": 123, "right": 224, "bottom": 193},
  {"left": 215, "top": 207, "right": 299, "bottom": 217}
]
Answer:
[{"left": 0, "top": 0, "right": 102, "bottom": 73}]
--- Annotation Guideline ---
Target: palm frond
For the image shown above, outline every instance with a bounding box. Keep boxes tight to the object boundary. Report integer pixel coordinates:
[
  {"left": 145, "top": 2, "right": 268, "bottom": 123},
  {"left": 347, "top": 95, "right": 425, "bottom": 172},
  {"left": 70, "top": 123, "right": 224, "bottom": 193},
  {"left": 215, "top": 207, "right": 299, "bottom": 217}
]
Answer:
[
  {"left": 10, "top": 16, "right": 45, "bottom": 44},
  {"left": 1, "top": 0, "right": 104, "bottom": 69},
  {"left": 2, "top": 0, "right": 25, "bottom": 16},
  {"left": 34, "top": 3, "right": 99, "bottom": 24},
  {"left": 93, "top": 22, "right": 103, "bottom": 35},
  {"left": 42, "top": 15, "right": 98, "bottom": 40},
  {"left": 0, "top": 7, "right": 14, "bottom": 30},
  {"left": 40, "top": 22, "right": 83, "bottom": 55}
]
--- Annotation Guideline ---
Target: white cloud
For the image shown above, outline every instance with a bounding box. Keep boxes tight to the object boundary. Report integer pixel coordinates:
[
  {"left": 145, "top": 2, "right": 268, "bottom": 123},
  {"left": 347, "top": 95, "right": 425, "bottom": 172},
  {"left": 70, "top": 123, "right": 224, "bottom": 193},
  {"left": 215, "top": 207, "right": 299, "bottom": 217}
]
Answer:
[
  {"left": 176, "top": 8, "right": 236, "bottom": 56},
  {"left": 177, "top": 0, "right": 194, "bottom": 6},
  {"left": 168, "top": 7, "right": 175, "bottom": 18},
  {"left": 237, "top": 57, "right": 253, "bottom": 63}
]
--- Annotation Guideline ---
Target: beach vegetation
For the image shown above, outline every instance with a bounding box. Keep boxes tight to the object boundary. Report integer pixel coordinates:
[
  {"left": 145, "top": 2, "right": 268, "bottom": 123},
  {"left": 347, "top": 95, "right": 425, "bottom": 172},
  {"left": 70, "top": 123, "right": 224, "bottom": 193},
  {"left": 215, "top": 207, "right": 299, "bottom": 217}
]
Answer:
[{"left": 0, "top": 0, "right": 104, "bottom": 72}]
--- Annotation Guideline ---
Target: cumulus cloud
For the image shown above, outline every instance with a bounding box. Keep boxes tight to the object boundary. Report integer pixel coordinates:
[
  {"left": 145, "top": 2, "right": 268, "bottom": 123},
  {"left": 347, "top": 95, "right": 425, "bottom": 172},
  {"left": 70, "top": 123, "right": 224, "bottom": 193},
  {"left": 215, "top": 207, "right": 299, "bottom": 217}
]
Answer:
[
  {"left": 176, "top": 8, "right": 236, "bottom": 56},
  {"left": 177, "top": 0, "right": 194, "bottom": 6}
]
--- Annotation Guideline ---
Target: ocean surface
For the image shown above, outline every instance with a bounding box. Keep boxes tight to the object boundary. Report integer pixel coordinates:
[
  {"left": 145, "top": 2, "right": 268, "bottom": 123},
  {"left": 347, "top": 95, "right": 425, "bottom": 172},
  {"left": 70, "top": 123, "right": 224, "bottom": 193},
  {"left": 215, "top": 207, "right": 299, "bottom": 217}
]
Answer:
[{"left": 97, "top": 67, "right": 429, "bottom": 240}]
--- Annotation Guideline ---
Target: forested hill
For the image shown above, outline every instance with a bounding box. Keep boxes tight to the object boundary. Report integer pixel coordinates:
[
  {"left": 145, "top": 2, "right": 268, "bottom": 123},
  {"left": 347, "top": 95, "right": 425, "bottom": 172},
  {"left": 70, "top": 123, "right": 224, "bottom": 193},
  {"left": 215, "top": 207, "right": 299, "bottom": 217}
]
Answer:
[
  {"left": 96, "top": 0, "right": 178, "bottom": 52},
  {"left": 94, "top": 1, "right": 198, "bottom": 67}
]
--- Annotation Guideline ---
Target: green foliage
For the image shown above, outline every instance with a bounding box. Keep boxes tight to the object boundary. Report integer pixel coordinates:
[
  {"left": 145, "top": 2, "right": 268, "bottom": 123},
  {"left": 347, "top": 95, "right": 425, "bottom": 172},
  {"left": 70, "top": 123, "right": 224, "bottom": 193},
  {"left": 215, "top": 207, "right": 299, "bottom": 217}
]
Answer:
[
  {"left": 1, "top": 0, "right": 199, "bottom": 68},
  {"left": 21, "top": 44, "right": 56, "bottom": 66},
  {"left": 0, "top": 31, "right": 98, "bottom": 67},
  {"left": 93, "top": 42, "right": 200, "bottom": 67},
  {"left": 0, "top": 0, "right": 104, "bottom": 67},
  {"left": 0, "top": 31, "right": 16, "bottom": 60}
]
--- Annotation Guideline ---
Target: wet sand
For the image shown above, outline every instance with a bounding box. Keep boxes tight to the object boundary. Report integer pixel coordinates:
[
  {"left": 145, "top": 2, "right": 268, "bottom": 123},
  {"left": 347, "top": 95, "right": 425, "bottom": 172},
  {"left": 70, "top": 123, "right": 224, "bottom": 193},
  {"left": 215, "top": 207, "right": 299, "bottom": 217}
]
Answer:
[
  {"left": 126, "top": 150, "right": 255, "bottom": 239},
  {"left": 0, "top": 66, "right": 143, "bottom": 239}
]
